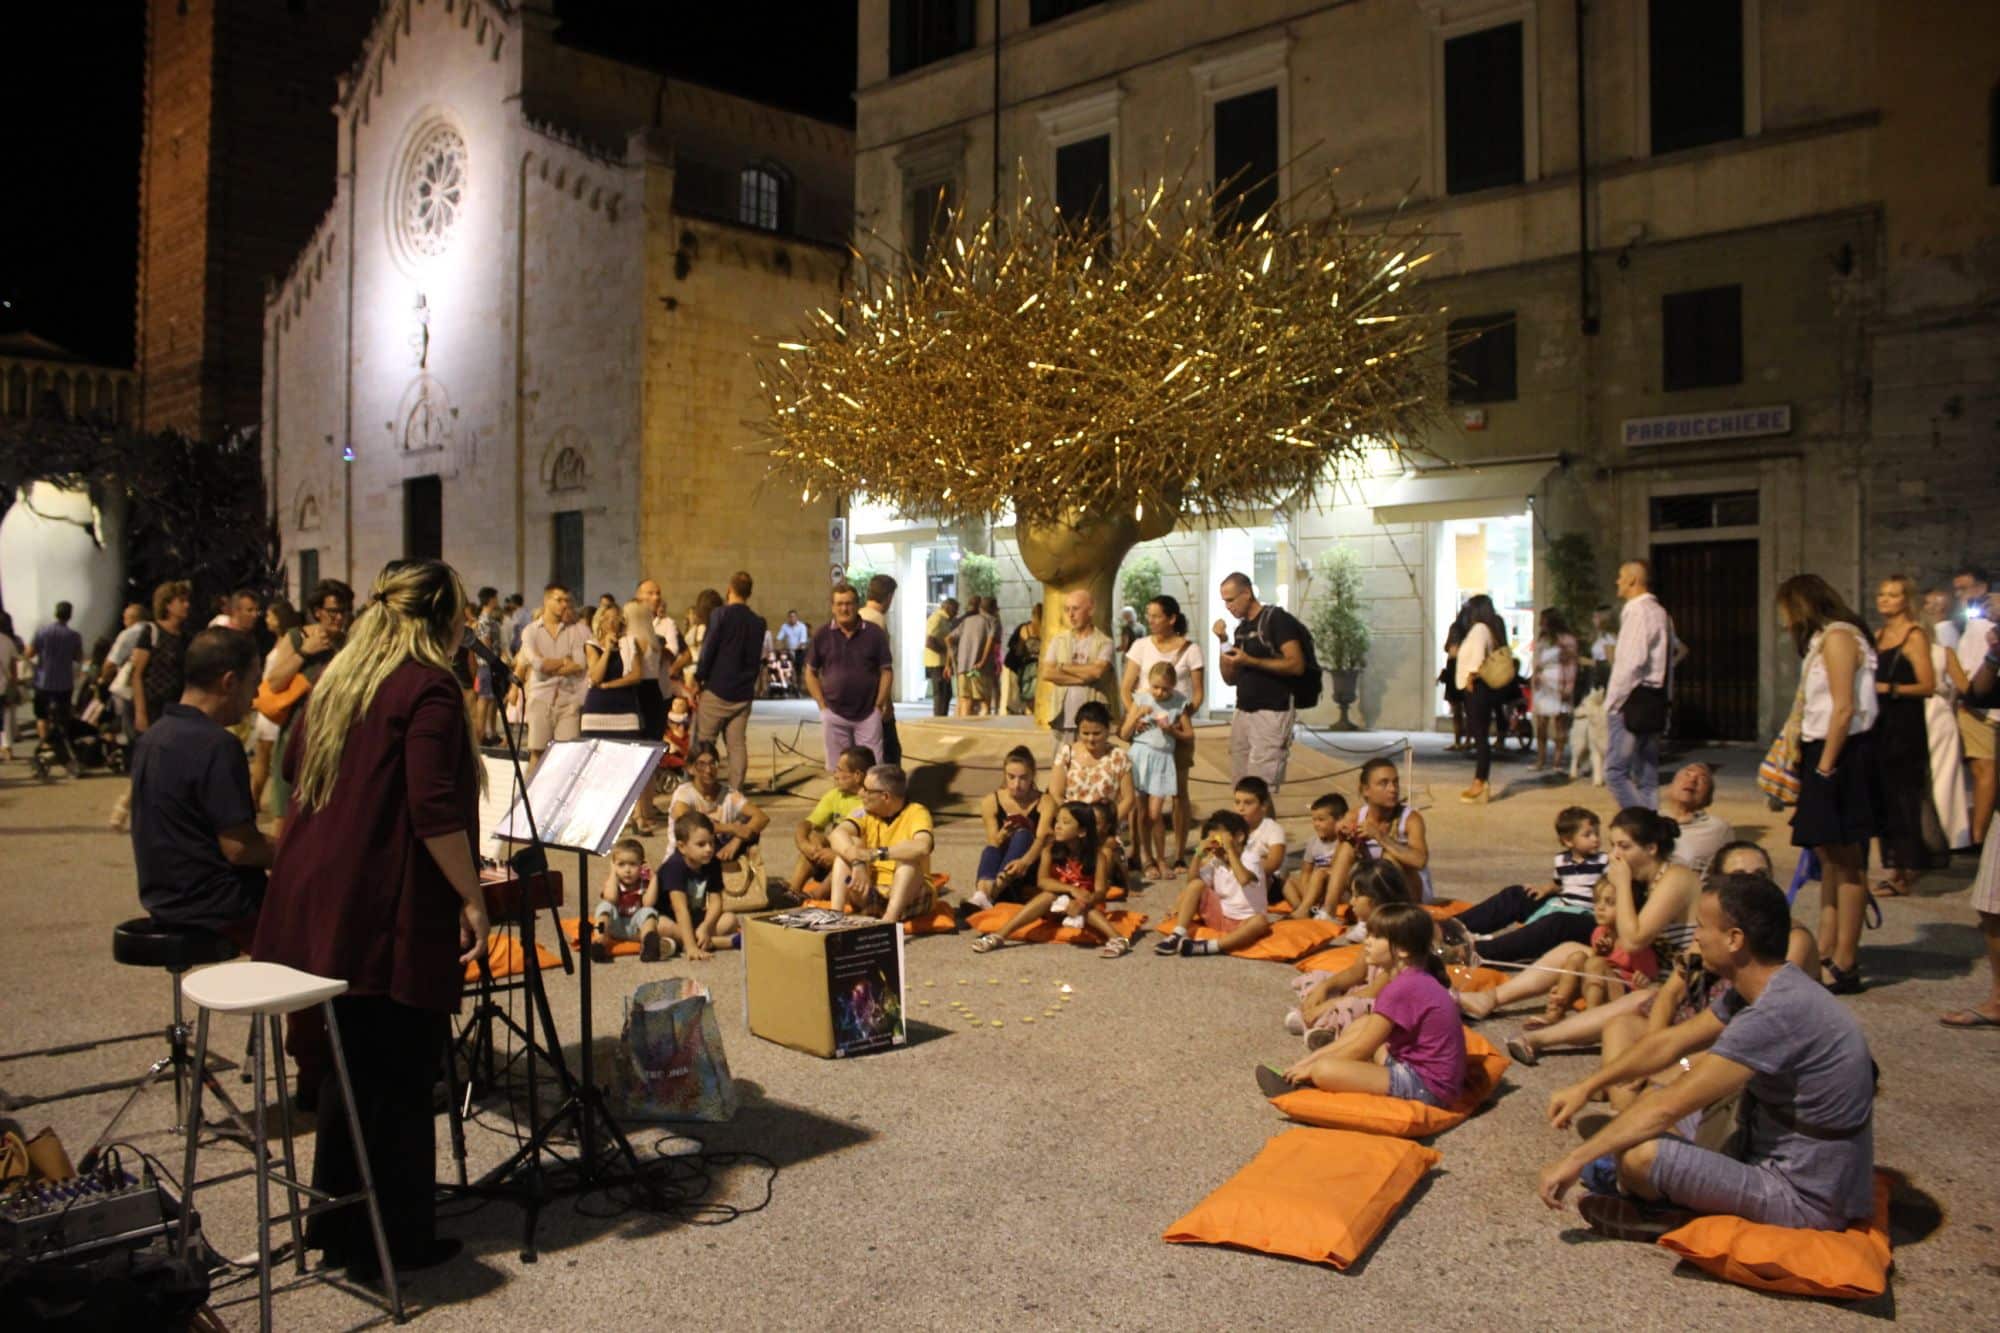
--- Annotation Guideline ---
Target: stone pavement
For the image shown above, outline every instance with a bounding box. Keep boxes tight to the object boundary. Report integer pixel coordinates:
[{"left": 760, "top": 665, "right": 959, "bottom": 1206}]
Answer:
[{"left": 2, "top": 709, "right": 1996, "bottom": 1330}]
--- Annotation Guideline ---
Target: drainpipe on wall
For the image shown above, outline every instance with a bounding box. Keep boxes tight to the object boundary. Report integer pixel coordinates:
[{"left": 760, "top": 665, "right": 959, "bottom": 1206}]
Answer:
[
  {"left": 991, "top": 4, "right": 1002, "bottom": 212},
  {"left": 342, "top": 107, "right": 359, "bottom": 585}
]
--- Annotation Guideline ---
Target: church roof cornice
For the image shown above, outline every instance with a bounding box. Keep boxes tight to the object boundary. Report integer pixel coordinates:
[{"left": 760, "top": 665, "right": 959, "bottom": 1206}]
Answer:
[{"left": 335, "top": 0, "right": 514, "bottom": 122}]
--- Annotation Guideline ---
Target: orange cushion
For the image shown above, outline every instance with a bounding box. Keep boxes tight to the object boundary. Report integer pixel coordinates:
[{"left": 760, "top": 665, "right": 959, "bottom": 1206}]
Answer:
[
  {"left": 464, "top": 934, "right": 561, "bottom": 983},
  {"left": 1267, "top": 1028, "right": 1511, "bottom": 1139},
  {"left": 1156, "top": 916, "right": 1344, "bottom": 962},
  {"left": 560, "top": 917, "right": 643, "bottom": 957},
  {"left": 1163, "top": 1127, "right": 1439, "bottom": 1269},
  {"left": 803, "top": 898, "right": 959, "bottom": 936},
  {"left": 965, "top": 905, "right": 1149, "bottom": 944},
  {"left": 1657, "top": 1171, "right": 1893, "bottom": 1300},
  {"left": 1447, "top": 963, "right": 1508, "bottom": 992},
  {"left": 1294, "top": 944, "right": 1365, "bottom": 976}
]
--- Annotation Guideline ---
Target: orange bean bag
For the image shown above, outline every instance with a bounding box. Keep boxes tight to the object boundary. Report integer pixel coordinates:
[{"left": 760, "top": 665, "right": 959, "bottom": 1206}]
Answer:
[
  {"left": 1154, "top": 915, "right": 1345, "bottom": 962},
  {"left": 1657, "top": 1171, "right": 1894, "bottom": 1300},
  {"left": 1294, "top": 944, "right": 1364, "bottom": 976},
  {"left": 802, "top": 898, "right": 960, "bottom": 936},
  {"left": 561, "top": 917, "right": 644, "bottom": 957},
  {"left": 1267, "top": 1028, "right": 1511, "bottom": 1139},
  {"left": 464, "top": 934, "right": 562, "bottom": 983},
  {"left": 965, "top": 904, "right": 1149, "bottom": 944},
  {"left": 1163, "top": 1127, "right": 1439, "bottom": 1269}
]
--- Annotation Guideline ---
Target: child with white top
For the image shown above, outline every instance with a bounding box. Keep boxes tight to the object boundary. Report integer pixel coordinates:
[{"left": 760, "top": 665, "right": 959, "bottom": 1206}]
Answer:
[
  {"left": 1233, "top": 776, "right": 1287, "bottom": 885},
  {"left": 1118, "top": 660, "right": 1193, "bottom": 879},
  {"left": 1281, "top": 792, "right": 1350, "bottom": 919},
  {"left": 1155, "top": 809, "right": 1273, "bottom": 956}
]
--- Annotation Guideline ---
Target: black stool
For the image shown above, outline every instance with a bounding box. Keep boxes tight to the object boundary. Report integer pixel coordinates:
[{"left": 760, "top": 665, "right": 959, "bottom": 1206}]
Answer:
[{"left": 83, "top": 917, "right": 260, "bottom": 1163}]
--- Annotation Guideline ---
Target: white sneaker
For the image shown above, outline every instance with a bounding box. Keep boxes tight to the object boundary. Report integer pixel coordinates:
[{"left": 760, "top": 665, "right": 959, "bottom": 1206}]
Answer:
[{"left": 1283, "top": 1007, "right": 1306, "bottom": 1036}]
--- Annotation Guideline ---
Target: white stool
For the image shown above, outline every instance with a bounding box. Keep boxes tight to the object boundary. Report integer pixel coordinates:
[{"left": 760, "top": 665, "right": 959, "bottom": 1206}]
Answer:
[{"left": 178, "top": 962, "right": 404, "bottom": 1331}]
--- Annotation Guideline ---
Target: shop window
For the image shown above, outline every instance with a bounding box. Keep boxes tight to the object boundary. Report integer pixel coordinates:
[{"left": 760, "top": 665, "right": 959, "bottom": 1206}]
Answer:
[
  {"left": 890, "top": 0, "right": 976, "bottom": 76},
  {"left": 1213, "top": 86, "right": 1280, "bottom": 230},
  {"left": 1434, "top": 513, "right": 1535, "bottom": 715}
]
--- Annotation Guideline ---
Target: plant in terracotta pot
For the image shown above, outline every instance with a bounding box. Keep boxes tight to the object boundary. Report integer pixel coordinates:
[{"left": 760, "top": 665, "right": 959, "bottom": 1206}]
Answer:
[
  {"left": 755, "top": 164, "right": 1442, "bottom": 728},
  {"left": 1308, "top": 545, "right": 1371, "bottom": 730}
]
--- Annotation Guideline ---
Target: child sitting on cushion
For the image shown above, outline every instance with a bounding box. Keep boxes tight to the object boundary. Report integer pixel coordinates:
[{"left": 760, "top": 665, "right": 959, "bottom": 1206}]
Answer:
[
  {"left": 1155, "top": 809, "right": 1274, "bottom": 957},
  {"left": 1280, "top": 792, "right": 1351, "bottom": 919},
  {"left": 1234, "top": 776, "right": 1288, "bottom": 889},
  {"left": 1528, "top": 879, "right": 1663, "bottom": 1028},
  {"left": 790, "top": 744, "right": 873, "bottom": 896},
  {"left": 1259, "top": 902, "right": 1467, "bottom": 1107},
  {"left": 972, "top": 800, "right": 1130, "bottom": 957},
  {"left": 1119, "top": 659, "right": 1193, "bottom": 879},
  {"left": 590, "top": 837, "right": 677, "bottom": 963},
  {"left": 659, "top": 811, "right": 741, "bottom": 962},
  {"left": 1284, "top": 860, "right": 1412, "bottom": 1040},
  {"left": 1090, "top": 799, "right": 1130, "bottom": 900}
]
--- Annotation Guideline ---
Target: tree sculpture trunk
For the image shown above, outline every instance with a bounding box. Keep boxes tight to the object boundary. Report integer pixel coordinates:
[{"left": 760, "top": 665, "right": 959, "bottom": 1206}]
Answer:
[{"left": 1017, "top": 506, "right": 1176, "bottom": 729}]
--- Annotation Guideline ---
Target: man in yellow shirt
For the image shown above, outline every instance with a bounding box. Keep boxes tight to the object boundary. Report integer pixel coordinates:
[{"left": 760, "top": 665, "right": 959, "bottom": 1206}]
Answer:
[
  {"left": 923, "top": 597, "right": 958, "bottom": 716},
  {"left": 829, "top": 764, "right": 935, "bottom": 923}
]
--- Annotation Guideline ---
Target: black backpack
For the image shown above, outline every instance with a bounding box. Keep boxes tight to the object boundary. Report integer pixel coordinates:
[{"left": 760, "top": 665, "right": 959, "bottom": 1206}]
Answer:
[{"left": 1255, "top": 607, "right": 1322, "bottom": 709}]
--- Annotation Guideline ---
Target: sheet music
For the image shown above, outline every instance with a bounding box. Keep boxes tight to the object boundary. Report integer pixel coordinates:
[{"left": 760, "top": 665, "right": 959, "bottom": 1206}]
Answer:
[
  {"left": 477, "top": 755, "right": 520, "bottom": 863},
  {"left": 494, "top": 738, "right": 665, "bottom": 856}
]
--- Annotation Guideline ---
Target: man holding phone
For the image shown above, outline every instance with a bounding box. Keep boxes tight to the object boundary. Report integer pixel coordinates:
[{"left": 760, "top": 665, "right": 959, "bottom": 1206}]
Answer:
[{"left": 1214, "top": 572, "right": 1307, "bottom": 792}]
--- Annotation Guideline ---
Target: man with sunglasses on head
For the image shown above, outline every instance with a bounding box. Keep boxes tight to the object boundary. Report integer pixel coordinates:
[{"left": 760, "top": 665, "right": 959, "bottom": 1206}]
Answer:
[{"left": 827, "top": 764, "right": 935, "bottom": 924}]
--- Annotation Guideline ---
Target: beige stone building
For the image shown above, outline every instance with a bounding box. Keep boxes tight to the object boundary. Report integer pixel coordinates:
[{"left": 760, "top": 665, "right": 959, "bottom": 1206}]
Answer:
[
  {"left": 0, "top": 333, "right": 137, "bottom": 427},
  {"left": 849, "top": 0, "right": 1999, "bottom": 737},
  {"left": 263, "top": 0, "right": 850, "bottom": 617}
]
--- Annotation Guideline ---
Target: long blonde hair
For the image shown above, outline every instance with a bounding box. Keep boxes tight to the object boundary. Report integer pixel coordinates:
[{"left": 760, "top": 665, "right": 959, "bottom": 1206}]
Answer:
[{"left": 294, "top": 560, "right": 482, "bottom": 812}]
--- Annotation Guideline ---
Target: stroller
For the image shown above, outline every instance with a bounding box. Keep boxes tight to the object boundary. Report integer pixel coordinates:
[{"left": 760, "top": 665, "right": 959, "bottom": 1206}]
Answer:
[
  {"left": 31, "top": 700, "right": 128, "bottom": 781},
  {"left": 762, "top": 649, "right": 799, "bottom": 699}
]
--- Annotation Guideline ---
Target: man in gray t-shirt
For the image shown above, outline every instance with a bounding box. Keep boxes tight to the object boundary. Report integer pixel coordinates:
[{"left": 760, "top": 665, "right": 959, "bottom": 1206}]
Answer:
[{"left": 1538, "top": 873, "right": 1875, "bottom": 1235}]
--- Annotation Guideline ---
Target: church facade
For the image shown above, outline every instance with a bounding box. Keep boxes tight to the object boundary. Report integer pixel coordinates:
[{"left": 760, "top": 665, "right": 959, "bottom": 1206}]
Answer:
[{"left": 264, "top": 0, "right": 849, "bottom": 616}]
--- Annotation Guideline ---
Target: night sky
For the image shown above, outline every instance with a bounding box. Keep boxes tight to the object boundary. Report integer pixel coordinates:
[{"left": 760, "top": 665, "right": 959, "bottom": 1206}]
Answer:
[{"left": 0, "top": 1, "right": 857, "bottom": 371}]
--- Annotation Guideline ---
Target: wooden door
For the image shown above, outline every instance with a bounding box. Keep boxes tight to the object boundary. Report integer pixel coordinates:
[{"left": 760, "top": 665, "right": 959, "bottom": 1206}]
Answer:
[{"left": 1650, "top": 539, "right": 1758, "bottom": 741}]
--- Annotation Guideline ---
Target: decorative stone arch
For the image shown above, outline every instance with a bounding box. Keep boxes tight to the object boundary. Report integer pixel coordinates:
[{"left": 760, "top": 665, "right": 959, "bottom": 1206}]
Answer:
[
  {"left": 293, "top": 478, "right": 324, "bottom": 534},
  {"left": 395, "top": 373, "right": 455, "bottom": 455},
  {"left": 540, "top": 427, "right": 593, "bottom": 494}
]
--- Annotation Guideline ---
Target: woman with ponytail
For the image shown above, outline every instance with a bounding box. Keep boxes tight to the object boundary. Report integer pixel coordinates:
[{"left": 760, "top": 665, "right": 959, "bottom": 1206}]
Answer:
[
  {"left": 254, "top": 559, "right": 487, "bottom": 1277},
  {"left": 1258, "top": 902, "right": 1467, "bottom": 1107}
]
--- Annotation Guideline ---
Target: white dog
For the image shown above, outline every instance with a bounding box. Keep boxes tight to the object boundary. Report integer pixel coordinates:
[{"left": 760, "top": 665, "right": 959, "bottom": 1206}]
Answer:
[{"left": 1569, "top": 687, "right": 1608, "bottom": 786}]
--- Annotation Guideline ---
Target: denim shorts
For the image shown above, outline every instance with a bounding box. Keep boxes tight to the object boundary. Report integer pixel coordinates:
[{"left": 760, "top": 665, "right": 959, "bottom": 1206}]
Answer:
[
  {"left": 1385, "top": 1056, "right": 1444, "bottom": 1107},
  {"left": 592, "top": 903, "right": 658, "bottom": 940}
]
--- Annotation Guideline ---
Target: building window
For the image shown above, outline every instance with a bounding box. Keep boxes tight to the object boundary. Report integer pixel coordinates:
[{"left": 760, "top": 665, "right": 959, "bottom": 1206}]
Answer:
[
  {"left": 1649, "top": 0, "right": 1744, "bottom": 155},
  {"left": 404, "top": 475, "right": 443, "bottom": 561},
  {"left": 1662, "top": 285, "right": 1743, "bottom": 391},
  {"left": 1054, "top": 134, "right": 1112, "bottom": 240},
  {"left": 906, "top": 178, "right": 957, "bottom": 272},
  {"left": 1649, "top": 489, "right": 1759, "bottom": 531},
  {"left": 1447, "top": 314, "right": 1518, "bottom": 405},
  {"left": 1213, "top": 86, "right": 1280, "bottom": 230},
  {"left": 1444, "top": 22, "right": 1525, "bottom": 195},
  {"left": 1031, "top": 0, "right": 1104, "bottom": 23},
  {"left": 739, "top": 166, "right": 784, "bottom": 232},
  {"left": 298, "top": 548, "right": 320, "bottom": 601},
  {"left": 552, "top": 511, "right": 585, "bottom": 598},
  {"left": 396, "top": 122, "right": 467, "bottom": 261},
  {"left": 889, "top": 0, "right": 975, "bottom": 77}
]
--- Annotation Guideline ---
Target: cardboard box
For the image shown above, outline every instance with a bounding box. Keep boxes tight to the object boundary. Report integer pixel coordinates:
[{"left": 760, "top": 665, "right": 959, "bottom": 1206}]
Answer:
[{"left": 744, "top": 909, "right": 908, "bottom": 1058}]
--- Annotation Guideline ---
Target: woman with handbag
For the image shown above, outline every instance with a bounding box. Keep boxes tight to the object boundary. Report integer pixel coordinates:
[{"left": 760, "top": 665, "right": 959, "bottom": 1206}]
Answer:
[
  {"left": 1452, "top": 595, "right": 1512, "bottom": 804},
  {"left": 1778, "top": 574, "right": 1883, "bottom": 994}
]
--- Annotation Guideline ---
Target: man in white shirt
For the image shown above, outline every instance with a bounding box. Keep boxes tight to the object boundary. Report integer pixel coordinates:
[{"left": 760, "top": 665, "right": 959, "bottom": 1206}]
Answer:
[
  {"left": 1605, "top": 560, "right": 1674, "bottom": 812},
  {"left": 519, "top": 584, "right": 588, "bottom": 762},
  {"left": 1659, "top": 763, "right": 1734, "bottom": 874},
  {"left": 777, "top": 609, "right": 809, "bottom": 683},
  {"left": 1952, "top": 566, "right": 1995, "bottom": 846}
]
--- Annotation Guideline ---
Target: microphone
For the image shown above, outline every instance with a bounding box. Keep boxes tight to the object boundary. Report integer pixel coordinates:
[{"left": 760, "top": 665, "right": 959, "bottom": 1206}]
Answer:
[{"left": 461, "top": 627, "right": 519, "bottom": 686}]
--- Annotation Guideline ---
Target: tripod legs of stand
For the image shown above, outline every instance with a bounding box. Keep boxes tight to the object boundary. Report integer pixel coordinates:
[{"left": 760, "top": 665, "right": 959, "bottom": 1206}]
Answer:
[{"left": 82, "top": 971, "right": 266, "bottom": 1167}]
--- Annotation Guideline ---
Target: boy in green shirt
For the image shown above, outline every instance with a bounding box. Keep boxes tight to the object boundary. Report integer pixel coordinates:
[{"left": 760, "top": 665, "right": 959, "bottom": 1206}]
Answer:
[{"left": 791, "top": 745, "right": 874, "bottom": 894}]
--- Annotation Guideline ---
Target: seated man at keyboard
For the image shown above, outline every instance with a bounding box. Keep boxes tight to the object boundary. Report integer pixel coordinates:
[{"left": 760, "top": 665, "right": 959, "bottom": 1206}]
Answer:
[{"left": 130, "top": 628, "right": 273, "bottom": 947}]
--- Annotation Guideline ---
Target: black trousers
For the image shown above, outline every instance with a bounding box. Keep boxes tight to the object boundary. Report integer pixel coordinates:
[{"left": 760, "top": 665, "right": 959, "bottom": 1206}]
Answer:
[
  {"left": 930, "top": 665, "right": 953, "bottom": 717},
  {"left": 1466, "top": 681, "right": 1495, "bottom": 781},
  {"left": 1455, "top": 884, "right": 1595, "bottom": 962},
  {"left": 879, "top": 708, "right": 902, "bottom": 765},
  {"left": 307, "top": 994, "right": 444, "bottom": 1259}
]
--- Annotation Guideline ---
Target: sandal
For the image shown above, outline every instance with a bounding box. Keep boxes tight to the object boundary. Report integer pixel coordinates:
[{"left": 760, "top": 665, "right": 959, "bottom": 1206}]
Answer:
[
  {"left": 1522, "top": 1003, "right": 1567, "bottom": 1031},
  {"left": 1872, "top": 879, "right": 1908, "bottom": 898},
  {"left": 1821, "top": 960, "right": 1865, "bottom": 995},
  {"left": 971, "top": 933, "right": 1006, "bottom": 954},
  {"left": 1100, "top": 936, "right": 1132, "bottom": 958},
  {"left": 1939, "top": 1008, "right": 2000, "bottom": 1028},
  {"left": 1143, "top": 862, "right": 1166, "bottom": 881}
]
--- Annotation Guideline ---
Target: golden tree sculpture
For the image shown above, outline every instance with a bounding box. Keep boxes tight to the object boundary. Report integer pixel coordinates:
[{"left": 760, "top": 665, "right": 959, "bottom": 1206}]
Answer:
[{"left": 755, "top": 166, "right": 1444, "bottom": 722}]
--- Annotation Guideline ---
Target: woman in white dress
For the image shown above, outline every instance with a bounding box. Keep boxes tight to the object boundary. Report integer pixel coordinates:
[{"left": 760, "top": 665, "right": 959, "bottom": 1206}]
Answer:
[
  {"left": 1922, "top": 589, "right": 1974, "bottom": 855},
  {"left": 1529, "top": 608, "right": 1578, "bottom": 772}
]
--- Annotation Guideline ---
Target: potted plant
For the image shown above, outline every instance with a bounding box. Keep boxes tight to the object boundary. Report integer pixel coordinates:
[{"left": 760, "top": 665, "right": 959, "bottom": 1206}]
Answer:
[{"left": 1308, "top": 545, "right": 1371, "bottom": 730}]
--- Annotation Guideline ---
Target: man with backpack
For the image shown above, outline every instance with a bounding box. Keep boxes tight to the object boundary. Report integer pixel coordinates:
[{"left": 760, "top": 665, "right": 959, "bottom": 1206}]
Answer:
[{"left": 1214, "top": 572, "right": 1317, "bottom": 793}]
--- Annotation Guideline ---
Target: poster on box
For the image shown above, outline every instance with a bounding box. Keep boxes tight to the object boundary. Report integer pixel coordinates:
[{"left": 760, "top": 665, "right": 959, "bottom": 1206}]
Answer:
[{"left": 826, "top": 924, "right": 906, "bottom": 1056}]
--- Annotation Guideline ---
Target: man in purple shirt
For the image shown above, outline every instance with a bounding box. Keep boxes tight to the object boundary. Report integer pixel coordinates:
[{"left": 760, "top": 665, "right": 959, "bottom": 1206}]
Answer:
[
  {"left": 804, "top": 583, "right": 893, "bottom": 775},
  {"left": 26, "top": 600, "right": 86, "bottom": 744}
]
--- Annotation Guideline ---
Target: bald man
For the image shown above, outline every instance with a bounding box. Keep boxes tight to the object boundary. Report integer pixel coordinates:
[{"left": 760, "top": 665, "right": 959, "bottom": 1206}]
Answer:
[{"left": 1041, "top": 589, "right": 1117, "bottom": 750}]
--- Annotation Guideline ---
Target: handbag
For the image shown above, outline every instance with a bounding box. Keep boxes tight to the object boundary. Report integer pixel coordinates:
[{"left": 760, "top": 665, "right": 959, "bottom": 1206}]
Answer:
[
  {"left": 1621, "top": 683, "right": 1669, "bottom": 735},
  {"left": 1476, "top": 642, "right": 1516, "bottom": 690},
  {"left": 254, "top": 672, "right": 311, "bottom": 726},
  {"left": 1756, "top": 643, "right": 1815, "bottom": 805}
]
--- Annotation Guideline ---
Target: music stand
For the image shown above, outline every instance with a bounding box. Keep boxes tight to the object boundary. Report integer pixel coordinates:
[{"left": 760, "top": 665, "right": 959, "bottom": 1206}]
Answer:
[{"left": 476, "top": 737, "right": 668, "bottom": 1257}]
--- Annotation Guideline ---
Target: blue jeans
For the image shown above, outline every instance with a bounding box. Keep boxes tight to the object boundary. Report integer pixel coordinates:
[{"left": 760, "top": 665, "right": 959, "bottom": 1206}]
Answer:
[{"left": 1605, "top": 708, "right": 1658, "bottom": 813}]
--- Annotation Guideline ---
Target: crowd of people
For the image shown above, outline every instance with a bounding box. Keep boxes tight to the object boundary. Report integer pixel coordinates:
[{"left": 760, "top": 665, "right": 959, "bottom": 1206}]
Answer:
[{"left": 2, "top": 541, "right": 1992, "bottom": 1285}]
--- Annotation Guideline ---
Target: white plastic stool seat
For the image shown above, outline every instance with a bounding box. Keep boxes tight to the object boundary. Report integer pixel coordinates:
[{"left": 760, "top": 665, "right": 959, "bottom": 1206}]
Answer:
[{"left": 182, "top": 961, "right": 348, "bottom": 1016}]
